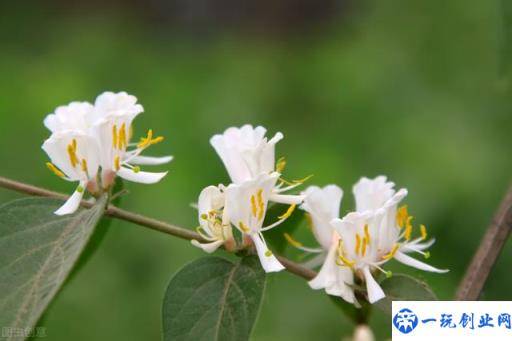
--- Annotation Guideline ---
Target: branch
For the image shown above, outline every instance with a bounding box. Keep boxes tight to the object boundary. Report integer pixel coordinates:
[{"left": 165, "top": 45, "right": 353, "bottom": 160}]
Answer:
[
  {"left": 0, "top": 176, "right": 316, "bottom": 281},
  {"left": 456, "top": 184, "right": 512, "bottom": 300}
]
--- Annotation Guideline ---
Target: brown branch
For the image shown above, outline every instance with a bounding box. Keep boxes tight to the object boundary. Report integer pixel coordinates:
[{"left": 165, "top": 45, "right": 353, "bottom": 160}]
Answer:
[
  {"left": 456, "top": 184, "right": 512, "bottom": 300},
  {"left": 0, "top": 176, "right": 316, "bottom": 281}
]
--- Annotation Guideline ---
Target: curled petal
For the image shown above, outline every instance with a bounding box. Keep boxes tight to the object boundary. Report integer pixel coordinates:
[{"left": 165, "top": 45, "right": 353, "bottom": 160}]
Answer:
[
  {"left": 362, "top": 267, "right": 385, "bottom": 303},
  {"left": 191, "top": 239, "right": 224, "bottom": 254},
  {"left": 251, "top": 234, "right": 284, "bottom": 273},
  {"left": 55, "top": 183, "right": 85, "bottom": 216},
  {"left": 129, "top": 155, "right": 174, "bottom": 165},
  {"left": 117, "top": 167, "right": 167, "bottom": 184},
  {"left": 269, "top": 193, "right": 305, "bottom": 205},
  {"left": 394, "top": 251, "right": 449, "bottom": 273}
]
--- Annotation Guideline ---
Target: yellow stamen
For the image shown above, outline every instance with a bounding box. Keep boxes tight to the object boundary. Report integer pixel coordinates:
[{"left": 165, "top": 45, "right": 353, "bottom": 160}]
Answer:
[
  {"left": 278, "top": 204, "right": 296, "bottom": 220},
  {"left": 46, "top": 162, "right": 65, "bottom": 178},
  {"left": 112, "top": 124, "right": 118, "bottom": 148},
  {"left": 71, "top": 138, "right": 77, "bottom": 151},
  {"left": 257, "top": 189, "right": 264, "bottom": 221},
  {"left": 250, "top": 195, "right": 257, "bottom": 217},
  {"left": 137, "top": 129, "right": 164, "bottom": 149},
  {"left": 420, "top": 224, "right": 427, "bottom": 240},
  {"left": 337, "top": 254, "right": 355, "bottom": 268},
  {"left": 364, "top": 224, "right": 371, "bottom": 244},
  {"left": 284, "top": 233, "right": 303, "bottom": 248},
  {"left": 81, "top": 159, "right": 88, "bottom": 174},
  {"left": 114, "top": 155, "right": 120, "bottom": 171},
  {"left": 67, "top": 143, "right": 78, "bottom": 168},
  {"left": 404, "top": 216, "right": 413, "bottom": 241},
  {"left": 355, "top": 233, "right": 361, "bottom": 255},
  {"left": 118, "top": 123, "right": 127, "bottom": 150},
  {"left": 361, "top": 236, "right": 368, "bottom": 256},
  {"left": 276, "top": 157, "right": 286, "bottom": 173},
  {"left": 239, "top": 221, "right": 250, "bottom": 233},
  {"left": 396, "top": 205, "right": 408, "bottom": 229},
  {"left": 382, "top": 244, "right": 400, "bottom": 260}
]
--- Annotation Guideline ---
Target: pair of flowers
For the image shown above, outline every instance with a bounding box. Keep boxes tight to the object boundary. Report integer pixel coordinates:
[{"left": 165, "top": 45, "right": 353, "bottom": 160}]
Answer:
[
  {"left": 192, "top": 125, "right": 305, "bottom": 272},
  {"left": 42, "top": 92, "right": 172, "bottom": 215},
  {"left": 298, "top": 177, "right": 448, "bottom": 304}
]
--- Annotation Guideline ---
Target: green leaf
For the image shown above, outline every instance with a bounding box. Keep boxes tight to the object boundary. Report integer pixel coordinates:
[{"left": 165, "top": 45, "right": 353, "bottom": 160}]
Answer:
[
  {"left": 374, "top": 274, "right": 437, "bottom": 315},
  {"left": 162, "top": 256, "right": 266, "bottom": 341},
  {"left": 0, "top": 196, "right": 107, "bottom": 340}
]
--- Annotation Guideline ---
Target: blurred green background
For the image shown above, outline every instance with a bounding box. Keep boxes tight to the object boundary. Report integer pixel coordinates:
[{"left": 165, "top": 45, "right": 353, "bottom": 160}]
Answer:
[{"left": 1, "top": 0, "right": 511, "bottom": 339}]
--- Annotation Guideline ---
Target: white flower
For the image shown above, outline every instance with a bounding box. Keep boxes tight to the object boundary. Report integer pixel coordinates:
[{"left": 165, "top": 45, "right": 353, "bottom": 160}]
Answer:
[
  {"left": 88, "top": 91, "right": 171, "bottom": 187},
  {"left": 42, "top": 131, "right": 101, "bottom": 215},
  {"left": 298, "top": 185, "right": 357, "bottom": 304},
  {"left": 191, "top": 185, "right": 234, "bottom": 253},
  {"left": 42, "top": 91, "right": 172, "bottom": 215},
  {"left": 331, "top": 176, "right": 448, "bottom": 304},
  {"left": 224, "top": 172, "right": 297, "bottom": 272},
  {"left": 210, "top": 124, "right": 304, "bottom": 205}
]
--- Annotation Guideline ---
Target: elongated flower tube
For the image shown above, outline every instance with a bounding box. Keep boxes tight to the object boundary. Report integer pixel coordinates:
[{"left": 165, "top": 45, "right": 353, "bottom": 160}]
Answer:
[
  {"left": 42, "top": 91, "right": 172, "bottom": 215},
  {"left": 331, "top": 176, "right": 448, "bottom": 304},
  {"left": 210, "top": 124, "right": 305, "bottom": 205},
  {"left": 298, "top": 185, "right": 357, "bottom": 304},
  {"left": 224, "top": 172, "right": 297, "bottom": 272},
  {"left": 191, "top": 185, "right": 234, "bottom": 253}
]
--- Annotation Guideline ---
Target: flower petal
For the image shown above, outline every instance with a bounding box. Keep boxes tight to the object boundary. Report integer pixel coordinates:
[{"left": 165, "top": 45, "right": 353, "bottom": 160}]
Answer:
[
  {"left": 191, "top": 240, "right": 224, "bottom": 254},
  {"left": 55, "top": 184, "right": 85, "bottom": 216},
  {"left": 269, "top": 193, "right": 305, "bottom": 205},
  {"left": 251, "top": 234, "right": 284, "bottom": 273},
  {"left": 129, "top": 155, "right": 174, "bottom": 165},
  {"left": 362, "top": 266, "right": 385, "bottom": 303},
  {"left": 117, "top": 167, "right": 167, "bottom": 184},
  {"left": 394, "top": 251, "right": 449, "bottom": 273}
]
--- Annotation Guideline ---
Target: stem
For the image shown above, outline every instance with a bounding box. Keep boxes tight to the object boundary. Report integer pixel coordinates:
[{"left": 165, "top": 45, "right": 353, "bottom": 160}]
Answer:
[
  {"left": 0, "top": 176, "right": 316, "bottom": 281},
  {"left": 456, "top": 184, "right": 512, "bottom": 300}
]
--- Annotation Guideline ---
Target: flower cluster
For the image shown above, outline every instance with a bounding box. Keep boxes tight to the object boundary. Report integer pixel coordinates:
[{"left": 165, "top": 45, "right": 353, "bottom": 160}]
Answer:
[
  {"left": 293, "top": 176, "right": 448, "bottom": 304},
  {"left": 192, "top": 125, "right": 305, "bottom": 272},
  {"left": 42, "top": 91, "right": 172, "bottom": 215}
]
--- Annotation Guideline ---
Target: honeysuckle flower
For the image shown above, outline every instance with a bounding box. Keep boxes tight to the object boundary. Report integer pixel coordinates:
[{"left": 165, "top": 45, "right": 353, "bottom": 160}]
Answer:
[
  {"left": 88, "top": 91, "right": 171, "bottom": 187},
  {"left": 42, "top": 91, "right": 172, "bottom": 215},
  {"left": 332, "top": 176, "right": 448, "bottom": 303},
  {"left": 296, "top": 185, "right": 357, "bottom": 304},
  {"left": 210, "top": 124, "right": 305, "bottom": 205},
  {"left": 42, "top": 131, "right": 100, "bottom": 215},
  {"left": 224, "top": 172, "right": 297, "bottom": 272},
  {"left": 191, "top": 185, "right": 234, "bottom": 253}
]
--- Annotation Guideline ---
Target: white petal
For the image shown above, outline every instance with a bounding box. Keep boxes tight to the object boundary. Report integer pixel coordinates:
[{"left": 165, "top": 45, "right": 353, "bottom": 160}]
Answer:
[
  {"left": 129, "top": 155, "right": 173, "bottom": 165},
  {"left": 300, "top": 185, "right": 343, "bottom": 250},
  {"left": 269, "top": 193, "right": 305, "bottom": 205},
  {"left": 55, "top": 185, "right": 85, "bottom": 216},
  {"left": 308, "top": 245, "right": 337, "bottom": 290},
  {"left": 353, "top": 176, "right": 396, "bottom": 212},
  {"left": 251, "top": 234, "right": 284, "bottom": 273},
  {"left": 117, "top": 167, "right": 167, "bottom": 184},
  {"left": 402, "top": 238, "right": 436, "bottom": 253},
  {"left": 362, "top": 266, "right": 385, "bottom": 303},
  {"left": 394, "top": 251, "right": 449, "bottom": 273},
  {"left": 191, "top": 240, "right": 224, "bottom": 253}
]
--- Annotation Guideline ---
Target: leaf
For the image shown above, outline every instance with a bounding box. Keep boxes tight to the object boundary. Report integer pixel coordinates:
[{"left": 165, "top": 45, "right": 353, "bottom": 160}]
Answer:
[
  {"left": 374, "top": 274, "right": 437, "bottom": 315},
  {"left": 0, "top": 196, "right": 107, "bottom": 340},
  {"left": 162, "top": 256, "right": 266, "bottom": 341}
]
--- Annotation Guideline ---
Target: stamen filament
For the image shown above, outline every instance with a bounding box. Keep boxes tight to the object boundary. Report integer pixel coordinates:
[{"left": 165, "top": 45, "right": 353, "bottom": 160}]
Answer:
[
  {"left": 46, "top": 162, "right": 65, "bottom": 178},
  {"left": 382, "top": 244, "right": 400, "bottom": 260},
  {"left": 420, "top": 224, "right": 427, "bottom": 240},
  {"left": 355, "top": 233, "right": 361, "bottom": 255}
]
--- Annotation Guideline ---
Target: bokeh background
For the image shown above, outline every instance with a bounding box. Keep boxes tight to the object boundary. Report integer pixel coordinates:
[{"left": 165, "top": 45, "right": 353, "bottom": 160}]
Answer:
[{"left": 1, "top": 0, "right": 511, "bottom": 339}]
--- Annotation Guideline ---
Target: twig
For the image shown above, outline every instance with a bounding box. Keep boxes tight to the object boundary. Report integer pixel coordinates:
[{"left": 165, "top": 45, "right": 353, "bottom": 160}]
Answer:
[
  {"left": 456, "top": 184, "right": 512, "bottom": 300},
  {"left": 0, "top": 176, "right": 317, "bottom": 281}
]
